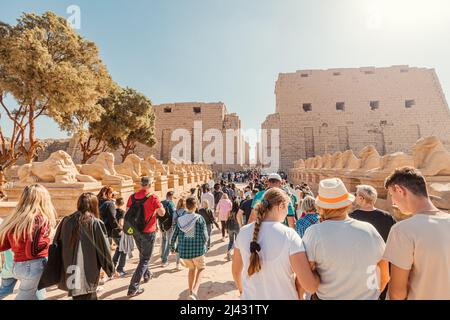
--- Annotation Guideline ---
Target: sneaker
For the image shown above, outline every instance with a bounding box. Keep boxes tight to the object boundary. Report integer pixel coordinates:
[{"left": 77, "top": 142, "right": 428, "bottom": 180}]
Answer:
[
  {"left": 127, "top": 288, "right": 145, "bottom": 297},
  {"left": 117, "top": 271, "right": 127, "bottom": 278},
  {"left": 188, "top": 294, "right": 197, "bottom": 300},
  {"left": 143, "top": 273, "right": 153, "bottom": 283},
  {"left": 226, "top": 251, "right": 231, "bottom": 261},
  {"left": 162, "top": 261, "right": 169, "bottom": 268}
]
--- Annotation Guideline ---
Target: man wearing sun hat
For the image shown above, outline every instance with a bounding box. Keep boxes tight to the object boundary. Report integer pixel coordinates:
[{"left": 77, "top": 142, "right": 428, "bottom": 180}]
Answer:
[
  {"left": 301, "top": 178, "right": 389, "bottom": 300},
  {"left": 247, "top": 173, "right": 296, "bottom": 227}
]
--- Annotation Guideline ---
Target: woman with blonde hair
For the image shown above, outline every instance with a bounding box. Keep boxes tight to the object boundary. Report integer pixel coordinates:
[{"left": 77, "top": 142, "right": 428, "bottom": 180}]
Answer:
[
  {"left": 231, "top": 188, "right": 319, "bottom": 299},
  {"left": 295, "top": 195, "right": 320, "bottom": 238},
  {"left": 301, "top": 178, "right": 389, "bottom": 300},
  {"left": 172, "top": 198, "right": 188, "bottom": 270},
  {"left": 0, "top": 184, "right": 57, "bottom": 300}
]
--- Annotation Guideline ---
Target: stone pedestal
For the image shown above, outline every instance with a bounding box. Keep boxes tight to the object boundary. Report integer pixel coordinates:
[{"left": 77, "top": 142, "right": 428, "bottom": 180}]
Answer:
[
  {"left": 6, "top": 182, "right": 102, "bottom": 217},
  {"left": 108, "top": 179, "right": 135, "bottom": 203},
  {"left": 179, "top": 173, "right": 188, "bottom": 192},
  {"left": 154, "top": 175, "right": 169, "bottom": 199},
  {"left": 168, "top": 174, "right": 179, "bottom": 191},
  {"left": 0, "top": 201, "right": 17, "bottom": 218}
]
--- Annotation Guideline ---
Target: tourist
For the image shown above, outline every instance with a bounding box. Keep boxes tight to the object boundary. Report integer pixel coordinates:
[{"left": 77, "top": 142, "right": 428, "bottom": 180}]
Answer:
[
  {"left": 0, "top": 184, "right": 57, "bottom": 300},
  {"left": 200, "top": 185, "right": 215, "bottom": 210},
  {"left": 112, "top": 197, "right": 127, "bottom": 277},
  {"left": 301, "top": 178, "right": 389, "bottom": 300},
  {"left": 198, "top": 200, "right": 218, "bottom": 250},
  {"left": 383, "top": 167, "right": 450, "bottom": 300},
  {"left": 0, "top": 218, "right": 17, "bottom": 300},
  {"left": 350, "top": 185, "right": 396, "bottom": 242},
  {"left": 97, "top": 186, "right": 119, "bottom": 240},
  {"left": 160, "top": 191, "right": 176, "bottom": 267},
  {"left": 213, "top": 183, "right": 224, "bottom": 211},
  {"left": 189, "top": 188, "right": 198, "bottom": 200},
  {"left": 173, "top": 198, "right": 188, "bottom": 270},
  {"left": 216, "top": 193, "right": 233, "bottom": 241},
  {"left": 126, "top": 177, "right": 165, "bottom": 297},
  {"left": 56, "top": 192, "right": 114, "bottom": 300},
  {"left": 237, "top": 189, "right": 257, "bottom": 226},
  {"left": 170, "top": 197, "right": 208, "bottom": 300},
  {"left": 295, "top": 195, "right": 320, "bottom": 238},
  {"left": 225, "top": 200, "right": 241, "bottom": 261},
  {"left": 232, "top": 188, "right": 319, "bottom": 300},
  {"left": 248, "top": 173, "right": 296, "bottom": 228}
]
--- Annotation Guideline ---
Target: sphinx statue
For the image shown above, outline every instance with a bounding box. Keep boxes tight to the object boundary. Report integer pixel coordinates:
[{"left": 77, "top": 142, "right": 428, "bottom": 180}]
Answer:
[
  {"left": 322, "top": 154, "right": 333, "bottom": 169},
  {"left": 313, "top": 156, "right": 323, "bottom": 169},
  {"left": 115, "top": 154, "right": 144, "bottom": 182},
  {"left": 412, "top": 136, "right": 450, "bottom": 176},
  {"left": 342, "top": 150, "right": 361, "bottom": 171},
  {"left": 18, "top": 150, "right": 96, "bottom": 184},
  {"left": 365, "top": 152, "right": 414, "bottom": 179},
  {"left": 80, "top": 152, "right": 132, "bottom": 183},
  {"left": 358, "top": 146, "right": 382, "bottom": 171},
  {"left": 144, "top": 155, "right": 168, "bottom": 177}
]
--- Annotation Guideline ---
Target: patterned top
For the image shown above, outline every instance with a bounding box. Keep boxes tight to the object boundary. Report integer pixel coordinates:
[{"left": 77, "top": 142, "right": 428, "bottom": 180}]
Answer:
[
  {"left": 295, "top": 213, "right": 320, "bottom": 238},
  {"left": 170, "top": 214, "right": 208, "bottom": 259}
]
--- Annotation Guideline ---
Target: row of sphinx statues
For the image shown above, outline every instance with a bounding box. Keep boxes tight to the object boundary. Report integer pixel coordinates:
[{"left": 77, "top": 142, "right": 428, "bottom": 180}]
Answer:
[
  {"left": 9, "top": 150, "right": 213, "bottom": 186},
  {"left": 291, "top": 136, "right": 450, "bottom": 180}
]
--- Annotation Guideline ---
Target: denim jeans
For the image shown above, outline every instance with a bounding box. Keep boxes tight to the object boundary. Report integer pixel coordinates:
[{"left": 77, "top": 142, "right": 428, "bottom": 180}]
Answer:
[
  {"left": 206, "top": 224, "right": 212, "bottom": 249},
  {"left": 0, "top": 277, "right": 17, "bottom": 300},
  {"left": 160, "top": 227, "right": 174, "bottom": 263},
  {"left": 227, "top": 229, "right": 239, "bottom": 251},
  {"left": 128, "top": 231, "right": 156, "bottom": 293},
  {"left": 112, "top": 237, "right": 127, "bottom": 273},
  {"left": 12, "top": 257, "right": 47, "bottom": 300}
]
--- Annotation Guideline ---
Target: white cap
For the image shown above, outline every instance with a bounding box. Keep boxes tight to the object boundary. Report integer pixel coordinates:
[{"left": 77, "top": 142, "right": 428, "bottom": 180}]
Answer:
[{"left": 268, "top": 173, "right": 282, "bottom": 182}]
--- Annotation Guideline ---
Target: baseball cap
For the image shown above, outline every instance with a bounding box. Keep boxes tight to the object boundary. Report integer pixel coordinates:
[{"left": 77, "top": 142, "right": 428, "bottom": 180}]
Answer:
[
  {"left": 141, "top": 176, "right": 152, "bottom": 187},
  {"left": 268, "top": 173, "right": 282, "bottom": 182}
]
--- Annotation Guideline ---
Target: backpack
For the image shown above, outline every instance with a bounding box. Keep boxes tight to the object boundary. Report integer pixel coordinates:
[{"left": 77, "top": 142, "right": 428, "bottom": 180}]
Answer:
[
  {"left": 124, "top": 193, "right": 153, "bottom": 236},
  {"left": 158, "top": 201, "right": 174, "bottom": 232}
]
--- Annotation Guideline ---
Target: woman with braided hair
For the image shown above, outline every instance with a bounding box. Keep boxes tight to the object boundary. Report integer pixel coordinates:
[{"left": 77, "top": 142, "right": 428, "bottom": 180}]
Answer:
[{"left": 231, "top": 188, "right": 319, "bottom": 300}]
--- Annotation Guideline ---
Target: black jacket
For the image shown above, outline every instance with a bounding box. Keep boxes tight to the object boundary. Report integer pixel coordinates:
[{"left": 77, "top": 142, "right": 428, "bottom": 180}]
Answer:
[
  {"left": 99, "top": 199, "right": 119, "bottom": 237},
  {"left": 56, "top": 212, "right": 114, "bottom": 297},
  {"left": 199, "top": 208, "right": 215, "bottom": 225}
]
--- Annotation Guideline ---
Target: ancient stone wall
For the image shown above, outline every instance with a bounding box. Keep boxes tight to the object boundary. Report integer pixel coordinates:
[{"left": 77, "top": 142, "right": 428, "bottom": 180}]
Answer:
[{"left": 264, "top": 65, "right": 450, "bottom": 170}]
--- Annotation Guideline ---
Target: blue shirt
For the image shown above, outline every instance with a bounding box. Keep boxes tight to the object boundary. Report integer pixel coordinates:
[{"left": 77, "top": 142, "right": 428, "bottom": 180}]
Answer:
[
  {"left": 0, "top": 249, "right": 14, "bottom": 279},
  {"left": 295, "top": 213, "right": 320, "bottom": 238}
]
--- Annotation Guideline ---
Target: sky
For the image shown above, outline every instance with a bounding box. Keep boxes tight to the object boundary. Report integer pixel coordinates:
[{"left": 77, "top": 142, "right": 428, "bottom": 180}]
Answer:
[{"left": 2, "top": 0, "right": 450, "bottom": 148}]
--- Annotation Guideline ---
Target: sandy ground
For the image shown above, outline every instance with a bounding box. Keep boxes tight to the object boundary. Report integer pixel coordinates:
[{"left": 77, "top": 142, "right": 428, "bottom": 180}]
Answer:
[{"left": 5, "top": 222, "right": 240, "bottom": 300}]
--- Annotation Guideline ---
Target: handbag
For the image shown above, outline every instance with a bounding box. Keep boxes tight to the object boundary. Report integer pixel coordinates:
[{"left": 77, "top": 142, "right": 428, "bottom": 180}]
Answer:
[{"left": 38, "top": 217, "right": 66, "bottom": 290}]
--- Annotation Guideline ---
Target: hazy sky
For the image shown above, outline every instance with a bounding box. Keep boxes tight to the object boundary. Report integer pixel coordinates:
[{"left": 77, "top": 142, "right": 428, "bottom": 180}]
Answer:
[{"left": 2, "top": 0, "right": 450, "bottom": 144}]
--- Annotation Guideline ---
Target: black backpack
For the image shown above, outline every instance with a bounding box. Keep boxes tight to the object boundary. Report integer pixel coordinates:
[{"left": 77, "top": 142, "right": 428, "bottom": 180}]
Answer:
[
  {"left": 158, "top": 201, "right": 174, "bottom": 232},
  {"left": 124, "top": 193, "right": 153, "bottom": 236}
]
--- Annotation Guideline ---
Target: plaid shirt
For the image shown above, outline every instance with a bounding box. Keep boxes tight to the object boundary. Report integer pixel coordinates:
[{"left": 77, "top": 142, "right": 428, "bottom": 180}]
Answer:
[
  {"left": 170, "top": 215, "right": 208, "bottom": 259},
  {"left": 295, "top": 213, "right": 320, "bottom": 238}
]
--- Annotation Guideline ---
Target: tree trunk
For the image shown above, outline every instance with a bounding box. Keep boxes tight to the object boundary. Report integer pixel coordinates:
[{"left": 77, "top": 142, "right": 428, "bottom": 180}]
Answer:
[{"left": 121, "top": 139, "right": 136, "bottom": 162}]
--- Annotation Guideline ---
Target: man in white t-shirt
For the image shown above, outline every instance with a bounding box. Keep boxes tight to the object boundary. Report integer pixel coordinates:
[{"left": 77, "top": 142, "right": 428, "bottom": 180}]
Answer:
[{"left": 383, "top": 166, "right": 450, "bottom": 300}]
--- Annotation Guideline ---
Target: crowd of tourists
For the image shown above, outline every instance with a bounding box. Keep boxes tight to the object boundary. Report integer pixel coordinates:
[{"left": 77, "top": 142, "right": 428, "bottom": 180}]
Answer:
[{"left": 0, "top": 166, "right": 449, "bottom": 300}]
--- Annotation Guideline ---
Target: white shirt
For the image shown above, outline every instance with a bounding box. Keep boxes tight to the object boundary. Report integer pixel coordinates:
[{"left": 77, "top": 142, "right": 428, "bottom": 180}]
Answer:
[
  {"left": 302, "top": 218, "right": 385, "bottom": 300},
  {"left": 200, "top": 192, "right": 215, "bottom": 210},
  {"left": 235, "top": 221, "right": 305, "bottom": 300}
]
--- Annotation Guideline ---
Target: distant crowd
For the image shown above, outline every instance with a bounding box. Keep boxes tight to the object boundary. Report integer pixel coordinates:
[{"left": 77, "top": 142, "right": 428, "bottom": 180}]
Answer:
[{"left": 0, "top": 166, "right": 449, "bottom": 300}]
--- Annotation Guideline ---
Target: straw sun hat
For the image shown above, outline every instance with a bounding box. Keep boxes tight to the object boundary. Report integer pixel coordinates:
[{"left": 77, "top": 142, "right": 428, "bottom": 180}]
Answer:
[{"left": 315, "top": 178, "right": 355, "bottom": 209}]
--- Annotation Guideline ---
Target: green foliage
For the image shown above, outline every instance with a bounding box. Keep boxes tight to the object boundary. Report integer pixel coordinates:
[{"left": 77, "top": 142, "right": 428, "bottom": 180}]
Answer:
[
  {"left": 95, "top": 87, "right": 156, "bottom": 161},
  {"left": 0, "top": 11, "right": 112, "bottom": 163}
]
